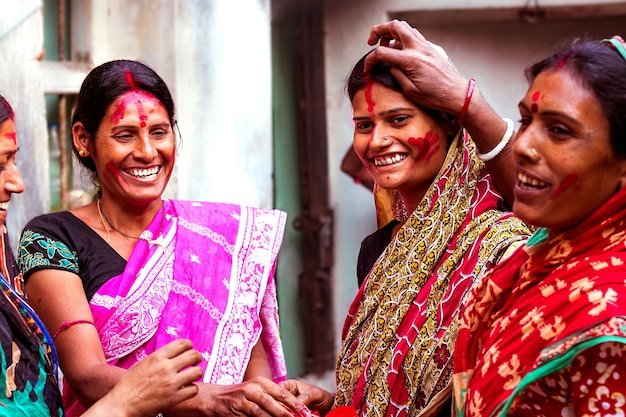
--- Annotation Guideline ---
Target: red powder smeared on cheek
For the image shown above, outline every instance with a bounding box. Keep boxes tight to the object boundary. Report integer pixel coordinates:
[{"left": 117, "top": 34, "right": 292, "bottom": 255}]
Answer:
[
  {"left": 105, "top": 161, "right": 124, "bottom": 185},
  {"left": 408, "top": 131, "right": 441, "bottom": 162},
  {"left": 4, "top": 132, "right": 16, "bottom": 145},
  {"left": 552, "top": 173, "right": 578, "bottom": 198}
]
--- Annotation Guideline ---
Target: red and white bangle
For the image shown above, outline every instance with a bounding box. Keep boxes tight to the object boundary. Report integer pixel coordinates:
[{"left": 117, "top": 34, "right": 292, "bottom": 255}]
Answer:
[{"left": 476, "top": 117, "right": 514, "bottom": 162}]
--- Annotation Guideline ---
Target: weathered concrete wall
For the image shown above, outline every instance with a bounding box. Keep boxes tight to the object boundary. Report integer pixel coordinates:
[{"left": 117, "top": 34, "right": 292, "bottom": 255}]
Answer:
[{"left": 0, "top": 0, "right": 48, "bottom": 245}]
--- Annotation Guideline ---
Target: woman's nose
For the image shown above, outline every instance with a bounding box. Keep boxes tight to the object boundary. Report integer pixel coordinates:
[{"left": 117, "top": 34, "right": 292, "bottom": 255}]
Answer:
[
  {"left": 5, "top": 165, "right": 24, "bottom": 194},
  {"left": 134, "top": 135, "right": 157, "bottom": 160}
]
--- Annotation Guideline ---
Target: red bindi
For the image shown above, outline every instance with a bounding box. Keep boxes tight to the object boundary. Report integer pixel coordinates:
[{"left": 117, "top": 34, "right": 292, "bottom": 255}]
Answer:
[{"left": 531, "top": 91, "right": 541, "bottom": 113}]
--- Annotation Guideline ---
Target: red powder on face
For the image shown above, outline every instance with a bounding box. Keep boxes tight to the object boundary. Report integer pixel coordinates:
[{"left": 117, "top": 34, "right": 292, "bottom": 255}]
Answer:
[
  {"left": 552, "top": 173, "right": 578, "bottom": 198},
  {"left": 110, "top": 91, "right": 159, "bottom": 126},
  {"left": 105, "top": 161, "right": 123, "bottom": 185},
  {"left": 364, "top": 75, "right": 376, "bottom": 114},
  {"left": 136, "top": 99, "right": 147, "bottom": 128},
  {"left": 408, "top": 131, "right": 441, "bottom": 161},
  {"left": 532, "top": 91, "right": 540, "bottom": 101},
  {"left": 4, "top": 132, "right": 16, "bottom": 145},
  {"left": 531, "top": 91, "right": 540, "bottom": 113}
]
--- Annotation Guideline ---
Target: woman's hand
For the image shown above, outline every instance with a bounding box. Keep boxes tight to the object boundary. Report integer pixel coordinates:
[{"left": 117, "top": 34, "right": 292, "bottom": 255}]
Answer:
[
  {"left": 364, "top": 19, "right": 517, "bottom": 205},
  {"left": 280, "top": 379, "right": 335, "bottom": 416},
  {"left": 84, "top": 339, "right": 203, "bottom": 417},
  {"left": 364, "top": 19, "right": 467, "bottom": 116},
  {"left": 165, "top": 376, "right": 314, "bottom": 417}
]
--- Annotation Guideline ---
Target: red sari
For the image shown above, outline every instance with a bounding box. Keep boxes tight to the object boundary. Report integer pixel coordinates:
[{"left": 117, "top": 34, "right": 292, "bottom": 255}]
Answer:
[{"left": 453, "top": 188, "right": 626, "bottom": 416}]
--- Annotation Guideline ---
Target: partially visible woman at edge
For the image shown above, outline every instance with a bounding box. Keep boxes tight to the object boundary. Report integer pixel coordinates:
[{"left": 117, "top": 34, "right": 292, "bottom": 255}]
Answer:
[
  {"left": 284, "top": 22, "right": 532, "bottom": 416},
  {"left": 17, "top": 60, "right": 309, "bottom": 417},
  {"left": 0, "top": 93, "right": 204, "bottom": 417},
  {"left": 453, "top": 36, "right": 626, "bottom": 415}
]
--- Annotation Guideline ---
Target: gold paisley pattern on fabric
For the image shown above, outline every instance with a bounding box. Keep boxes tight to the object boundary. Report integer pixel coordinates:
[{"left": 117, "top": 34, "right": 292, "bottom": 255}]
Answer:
[{"left": 335, "top": 130, "right": 531, "bottom": 417}]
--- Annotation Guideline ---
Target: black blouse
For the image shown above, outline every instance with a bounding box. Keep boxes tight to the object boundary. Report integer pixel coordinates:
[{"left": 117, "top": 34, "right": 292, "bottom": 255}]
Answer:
[{"left": 18, "top": 212, "right": 126, "bottom": 301}]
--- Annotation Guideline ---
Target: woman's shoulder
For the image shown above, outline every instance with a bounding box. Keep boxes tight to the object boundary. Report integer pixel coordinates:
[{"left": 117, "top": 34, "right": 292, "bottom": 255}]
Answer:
[{"left": 24, "top": 210, "right": 83, "bottom": 232}]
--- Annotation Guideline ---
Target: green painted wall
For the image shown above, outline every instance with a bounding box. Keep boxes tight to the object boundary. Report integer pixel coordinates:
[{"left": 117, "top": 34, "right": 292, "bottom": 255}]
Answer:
[{"left": 271, "top": 2, "right": 306, "bottom": 377}]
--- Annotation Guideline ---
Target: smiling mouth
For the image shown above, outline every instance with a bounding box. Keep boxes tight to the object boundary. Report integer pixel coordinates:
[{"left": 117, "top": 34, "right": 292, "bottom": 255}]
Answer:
[
  {"left": 127, "top": 167, "right": 160, "bottom": 180},
  {"left": 517, "top": 172, "right": 549, "bottom": 189},
  {"left": 374, "top": 153, "right": 407, "bottom": 167},
  {"left": 0, "top": 201, "right": 8, "bottom": 211}
]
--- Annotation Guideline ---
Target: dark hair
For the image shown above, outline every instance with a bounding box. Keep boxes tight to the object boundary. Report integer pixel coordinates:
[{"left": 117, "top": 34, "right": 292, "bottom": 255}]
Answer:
[
  {"left": 346, "top": 50, "right": 403, "bottom": 102},
  {"left": 0, "top": 94, "right": 14, "bottom": 125},
  {"left": 71, "top": 59, "right": 176, "bottom": 173},
  {"left": 525, "top": 37, "right": 626, "bottom": 156},
  {"left": 345, "top": 50, "right": 448, "bottom": 125}
]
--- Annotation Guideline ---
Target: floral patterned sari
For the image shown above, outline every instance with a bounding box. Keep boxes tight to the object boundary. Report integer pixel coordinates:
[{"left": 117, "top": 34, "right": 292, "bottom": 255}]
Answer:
[{"left": 453, "top": 188, "right": 626, "bottom": 416}]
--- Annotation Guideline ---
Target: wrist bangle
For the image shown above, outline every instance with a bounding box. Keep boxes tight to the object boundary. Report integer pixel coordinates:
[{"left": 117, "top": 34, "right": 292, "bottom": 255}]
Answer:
[
  {"left": 455, "top": 78, "right": 475, "bottom": 126},
  {"left": 476, "top": 117, "right": 514, "bottom": 162}
]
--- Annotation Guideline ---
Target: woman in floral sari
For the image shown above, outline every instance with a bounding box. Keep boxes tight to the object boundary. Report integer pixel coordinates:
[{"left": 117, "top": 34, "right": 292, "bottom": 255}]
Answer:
[
  {"left": 453, "top": 36, "right": 626, "bottom": 415},
  {"left": 17, "top": 60, "right": 309, "bottom": 417}
]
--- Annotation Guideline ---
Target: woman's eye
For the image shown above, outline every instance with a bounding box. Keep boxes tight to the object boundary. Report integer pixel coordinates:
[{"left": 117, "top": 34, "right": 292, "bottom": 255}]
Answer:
[
  {"left": 356, "top": 122, "right": 373, "bottom": 131},
  {"left": 112, "top": 133, "right": 134, "bottom": 140},
  {"left": 151, "top": 129, "right": 169, "bottom": 138},
  {"left": 391, "top": 115, "right": 410, "bottom": 124},
  {"left": 549, "top": 125, "right": 571, "bottom": 138}
]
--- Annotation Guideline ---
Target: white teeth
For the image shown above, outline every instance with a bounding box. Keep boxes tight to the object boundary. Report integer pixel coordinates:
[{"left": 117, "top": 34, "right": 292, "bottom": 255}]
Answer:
[
  {"left": 129, "top": 167, "right": 159, "bottom": 178},
  {"left": 518, "top": 172, "right": 548, "bottom": 188},
  {"left": 374, "top": 154, "right": 407, "bottom": 167},
  {"left": 0, "top": 201, "right": 8, "bottom": 211}
]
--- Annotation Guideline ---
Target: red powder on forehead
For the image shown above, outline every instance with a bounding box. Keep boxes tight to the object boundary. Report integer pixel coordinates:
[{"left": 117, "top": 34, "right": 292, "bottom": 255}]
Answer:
[
  {"left": 110, "top": 91, "right": 161, "bottom": 126},
  {"left": 136, "top": 99, "right": 147, "bottom": 128},
  {"left": 125, "top": 71, "right": 137, "bottom": 90},
  {"left": 531, "top": 91, "right": 541, "bottom": 114},
  {"left": 364, "top": 75, "right": 376, "bottom": 114},
  {"left": 4, "top": 132, "right": 16, "bottom": 145},
  {"left": 552, "top": 173, "right": 578, "bottom": 199}
]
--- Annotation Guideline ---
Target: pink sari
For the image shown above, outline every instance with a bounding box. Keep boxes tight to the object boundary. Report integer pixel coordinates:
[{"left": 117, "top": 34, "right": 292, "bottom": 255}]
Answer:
[{"left": 63, "top": 200, "right": 287, "bottom": 416}]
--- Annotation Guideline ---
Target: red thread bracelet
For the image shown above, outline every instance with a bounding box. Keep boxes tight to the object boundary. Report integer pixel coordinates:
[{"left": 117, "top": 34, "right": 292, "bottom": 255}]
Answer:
[
  {"left": 52, "top": 320, "right": 95, "bottom": 340},
  {"left": 456, "top": 78, "right": 475, "bottom": 126}
]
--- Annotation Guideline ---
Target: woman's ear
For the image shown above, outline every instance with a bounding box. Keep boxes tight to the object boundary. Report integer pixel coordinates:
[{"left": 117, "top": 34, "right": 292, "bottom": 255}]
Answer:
[{"left": 72, "top": 122, "right": 90, "bottom": 156}]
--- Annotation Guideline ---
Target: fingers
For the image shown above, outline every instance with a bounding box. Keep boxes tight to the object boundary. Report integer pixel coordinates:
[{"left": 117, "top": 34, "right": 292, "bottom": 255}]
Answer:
[
  {"left": 367, "top": 19, "right": 424, "bottom": 48},
  {"left": 236, "top": 377, "right": 311, "bottom": 417}
]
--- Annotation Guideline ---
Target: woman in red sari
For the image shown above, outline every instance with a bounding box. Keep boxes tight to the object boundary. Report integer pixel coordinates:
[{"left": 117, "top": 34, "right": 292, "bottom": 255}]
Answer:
[{"left": 453, "top": 36, "right": 626, "bottom": 415}]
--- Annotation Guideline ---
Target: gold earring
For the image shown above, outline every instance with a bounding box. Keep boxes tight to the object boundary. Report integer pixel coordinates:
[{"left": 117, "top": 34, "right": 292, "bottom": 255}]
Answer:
[{"left": 79, "top": 150, "right": 86, "bottom": 157}]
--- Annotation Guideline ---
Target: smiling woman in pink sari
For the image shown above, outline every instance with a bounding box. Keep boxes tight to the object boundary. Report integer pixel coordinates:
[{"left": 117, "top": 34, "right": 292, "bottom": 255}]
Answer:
[{"left": 16, "top": 60, "right": 308, "bottom": 417}]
